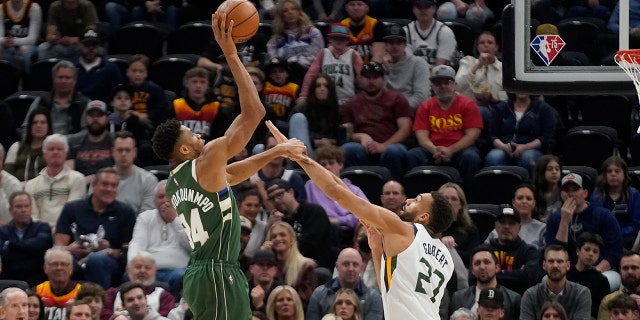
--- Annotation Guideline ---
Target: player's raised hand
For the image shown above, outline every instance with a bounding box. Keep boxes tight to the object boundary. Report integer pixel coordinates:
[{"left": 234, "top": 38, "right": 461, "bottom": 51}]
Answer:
[
  {"left": 211, "top": 12, "right": 237, "bottom": 57},
  {"left": 362, "top": 220, "right": 383, "bottom": 252},
  {"left": 281, "top": 138, "right": 308, "bottom": 161},
  {"left": 266, "top": 121, "right": 288, "bottom": 143}
]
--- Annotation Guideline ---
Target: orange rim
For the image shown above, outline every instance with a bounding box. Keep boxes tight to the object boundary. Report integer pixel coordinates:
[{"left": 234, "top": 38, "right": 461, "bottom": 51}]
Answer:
[{"left": 616, "top": 49, "right": 640, "bottom": 64}]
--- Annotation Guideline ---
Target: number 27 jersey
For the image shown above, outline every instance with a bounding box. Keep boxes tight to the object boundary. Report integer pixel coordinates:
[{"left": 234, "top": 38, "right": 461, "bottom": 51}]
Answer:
[{"left": 380, "top": 223, "right": 454, "bottom": 320}]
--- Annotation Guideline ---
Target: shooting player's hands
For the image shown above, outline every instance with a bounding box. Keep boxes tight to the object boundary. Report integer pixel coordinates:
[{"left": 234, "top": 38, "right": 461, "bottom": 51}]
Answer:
[
  {"left": 212, "top": 12, "right": 237, "bottom": 57},
  {"left": 362, "top": 220, "right": 383, "bottom": 253}
]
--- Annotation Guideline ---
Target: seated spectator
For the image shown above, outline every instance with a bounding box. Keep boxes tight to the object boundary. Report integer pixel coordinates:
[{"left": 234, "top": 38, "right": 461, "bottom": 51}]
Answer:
[
  {"left": 4, "top": 107, "right": 51, "bottom": 183},
  {"left": 533, "top": 154, "right": 562, "bottom": 221},
  {"left": 598, "top": 252, "right": 640, "bottom": 319},
  {"left": 607, "top": 294, "right": 640, "bottom": 320},
  {"left": 101, "top": 252, "right": 175, "bottom": 319},
  {"left": 67, "top": 298, "right": 93, "bottom": 320},
  {"left": 341, "top": 62, "right": 413, "bottom": 181},
  {"left": 76, "top": 282, "right": 107, "bottom": 320},
  {"left": 266, "top": 0, "right": 324, "bottom": 84},
  {"left": 298, "top": 23, "right": 363, "bottom": 107},
  {"left": 566, "top": 232, "right": 610, "bottom": 318},
  {"left": 322, "top": 288, "right": 364, "bottom": 320},
  {"left": 0, "top": 191, "right": 53, "bottom": 286},
  {"left": 485, "top": 184, "right": 546, "bottom": 248},
  {"left": 37, "top": 0, "right": 98, "bottom": 60},
  {"left": 265, "top": 285, "right": 305, "bottom": 320},
  {"left": 0, "top": 147, "right": 22, "bottom": 225},
  {"left": 118, "top": 282, "right": 169, "bottom": 320},
  {"left": 127, "top": 180, "right": 190, "bottom": 298},
  {"left": 0, "top": 288, "right": 28, "bottom": 320},
  {"left": 247, "top": 249, "right": 283, "bottom": 312},
  {"left": 438, "top": 182, "right": 479, "bottom": 267},
  {"left": 404, "top": 0, "right": 457, "bottom": 67},
  {"left": 380, "top": 180, "right": 406, "bottom": 216},
  {"left": 197, "top": 31, "right": 268, "bottom": 70},
  {"left": 236, "top": 182, "right": 268, "bottom": 259},
  {"left": 484, "top": 94, "right": 556, "bottom": 175},
  {"left": 125, "top": 55, "right": 168, "bottom": 128},
  {"left": 25, "top": 134, "right": 87, "bottom": 231},
  {"left": 54, "top": 167, "right": 136, "bottom": 289},
  {"left": 27, "top": 291, "right": 45, "bottom": 320},
  {"left": 0, "top": 0, "right": 42, "bottom": 72},
  {"left": 450, "top": 308, "right": 477, "bottom": 320},
  {"left": 589, "top": 155, "right": 640, "bottom": 249},
  {"left": 607, "top": 0, "right": 640, "bottom": 38},
  {"left": 305, "top": 146, "right": 364, "bottom": 246},
  {"left": 261, "top": 222, "right": 318, "bottom": 306},
  {"left": 33, "top": 247, "right": 82, "bottom": 320},
  {"left": 289, "top": 74, "right": 342, "bottom": 158},
  {"left": 105, "top": 0, "right": 180, "bottom": 38},
  {"left": 476, "top": 288, "right": 505, "bottom": 320},
  {"left": 436, "top": 0, "right": 494, "bottom": 29},
  {"left": 74, "top": 29, "right": 123, "bottom": 102},
  {"left": 539, "top": 301, "right": 568, "bottom": 320},
  {"left": 340, "top": 0, "right": 385, "bottom": 63},
  {"left": 262, "top": 58, "right": 299, "bottom": 132}
]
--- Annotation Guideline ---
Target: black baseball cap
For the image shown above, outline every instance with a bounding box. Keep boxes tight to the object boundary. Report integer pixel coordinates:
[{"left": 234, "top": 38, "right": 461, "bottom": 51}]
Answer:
[
  {"left": 251, "top": 249, "right": 276, "bottom": 265},
  {"left": 383, "top": 25, "right": 407, "bottom": 41},
  {"left": 478, "top": 288, "right": 504, "bottom": 309},
  {"left": 495, "top": 204, "right": 520, "bottom": 223},
  {"left": 360, "top": 61, "right": 385, "bottom": 77}
]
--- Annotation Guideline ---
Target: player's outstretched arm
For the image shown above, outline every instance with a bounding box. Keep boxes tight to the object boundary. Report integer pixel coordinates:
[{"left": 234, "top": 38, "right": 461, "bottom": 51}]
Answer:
[
  {"left": 226, "top": 138, "right": 306, "bottom": 185},
  {"left": 363, "top": 221, "right": 383, "bottom": 290},
  {"left": 212, "top": 12, "right": 265, "bottom": 157}
]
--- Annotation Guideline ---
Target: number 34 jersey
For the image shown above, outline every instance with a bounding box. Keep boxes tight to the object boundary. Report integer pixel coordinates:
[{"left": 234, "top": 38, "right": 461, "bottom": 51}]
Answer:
[
  {"left": 166, "top": 159, "right": 241, "bottom": 262},
  {"left": 381, "top": 223, "right": 454, "bottom": 320}
]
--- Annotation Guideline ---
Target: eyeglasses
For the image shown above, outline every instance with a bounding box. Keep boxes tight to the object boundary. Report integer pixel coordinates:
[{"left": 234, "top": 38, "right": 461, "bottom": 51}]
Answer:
[
  {"left": 47, "top": 261, "right": 71, "bottom": 268},
  {"left": 431, "top": 79, "right": 453, "bottom": 86}
]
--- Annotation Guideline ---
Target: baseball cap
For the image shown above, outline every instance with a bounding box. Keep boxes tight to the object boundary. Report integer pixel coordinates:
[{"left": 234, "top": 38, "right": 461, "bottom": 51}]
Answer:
[
  {"left": 265, "top": 57, "right": 289, "bottom": 73},
  {"left": 561, "top": 173, "right": 583, "bottom": 189},
  {"left": 240, "top": 216, "right": 253, "bottom": 231},
  {"left": 328, "top": 23, "right": 350, "bottom": 38},
  {"left": 360, "top": 61, "right": 385, "bottom": 77},
  {"left": 495, "top": 204, "right": 520, "bottom": 223},
  {"left": 86, "top": 100, "right": 108, "bottom": 114},
  {"left": 251, "top": 249, "right": 276, "bottom": 265},
  {"left": 80, "top": 29, "right": 101, "bottom": 45},
  {"left": 383, "top": 25, "right": 406, "bottom": 42},
  {"left": 478, "top": 288, "right": 504, "bottom": 309},
  {"left": 413, "top": 0, "right": 437, "bottom": 6},
  {"left": 429, "top": 65, "right": 456, "bottom": 81},
  {"left": 536, "top": 23, "right": 559, "bottom": 36}
]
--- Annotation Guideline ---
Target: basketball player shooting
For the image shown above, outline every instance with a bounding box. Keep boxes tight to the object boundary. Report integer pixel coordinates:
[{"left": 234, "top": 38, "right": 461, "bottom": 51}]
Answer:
[
  {"left": 151, "top": 13, "right": 304, "bottom": 320},
  {"left": 266, "top": 121, "right": 455, "bottom": 320}
]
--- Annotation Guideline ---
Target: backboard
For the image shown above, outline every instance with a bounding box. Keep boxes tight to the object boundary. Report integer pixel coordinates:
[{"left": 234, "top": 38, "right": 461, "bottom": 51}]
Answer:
[{"left": 503, "top": 0, "right": 636, "bottom": 95}]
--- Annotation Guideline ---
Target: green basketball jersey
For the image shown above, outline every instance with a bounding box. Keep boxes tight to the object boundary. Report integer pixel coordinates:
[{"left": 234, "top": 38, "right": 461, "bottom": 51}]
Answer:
[{"left": 166, "top": 160, "right": 241, "bottom": 261}]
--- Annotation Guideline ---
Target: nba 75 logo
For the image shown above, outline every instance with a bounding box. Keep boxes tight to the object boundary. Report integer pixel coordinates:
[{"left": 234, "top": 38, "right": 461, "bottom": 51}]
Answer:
[{"left": 530, "top": 35, "right": 565, "bottom": 66}]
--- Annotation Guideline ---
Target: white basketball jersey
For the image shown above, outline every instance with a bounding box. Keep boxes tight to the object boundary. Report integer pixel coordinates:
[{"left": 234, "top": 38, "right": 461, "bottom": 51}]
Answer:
[
  {"left": 321, "top": 48, "right": 356, "bottom": 105},
  {"left": 380, "top": 223, "right": 453, "bottom": 320}
]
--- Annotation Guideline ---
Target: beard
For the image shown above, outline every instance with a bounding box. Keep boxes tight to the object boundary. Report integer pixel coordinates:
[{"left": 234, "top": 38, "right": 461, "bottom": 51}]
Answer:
[
  {"left": 546, "top": 269, "right": 566, "bottom": 282},
  {"left": 398, "top": 206, "right": 416, "bottom": 222},
  {"left": 622, "top": 275, "right": 640, "bottom": 291},
  {"left": 88, "top": 122, "right": 107, "bottom": 136},
  {"left": 435, "top": 91, "right": 454, "bottom": 102}
]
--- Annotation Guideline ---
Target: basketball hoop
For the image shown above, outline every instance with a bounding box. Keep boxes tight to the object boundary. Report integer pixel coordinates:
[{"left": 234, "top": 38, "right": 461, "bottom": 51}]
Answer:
[{"left": 615, "top": 49, "right": 640, "bottom": 133}]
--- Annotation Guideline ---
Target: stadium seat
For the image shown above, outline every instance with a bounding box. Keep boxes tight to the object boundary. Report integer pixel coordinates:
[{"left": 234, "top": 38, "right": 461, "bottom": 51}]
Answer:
[
  {"left": 168, "top": 20, "right": 213, "bottom": 55},
  {"left": 402, "top": 166, "right": 461, "bottom": 198},
  {"left": 314, "top": 21, "right": 330, "bottom": 43},
  {"left": 258, "top": 21, "right": 272, "bottom": 39},
  {"left": 3, "top": 91, "right": 48, "bottom": 127},
  {"left": 379, "top": 18, "right": 411, "bottom": 27},
  {"left": 468, "top": 203, "right": 499, "bottom": 241},
  {"left": 562, "top": 126, "right": 618, "bottom": 169},
  {"left": 578, "top": 95, "right": 633, "bottom": 149},
  {"left": 562, "top": 166, "right": 598, "bottom": 195},
  {"left": 0, "top": 60, "right": 21, "bottom": 100},
  {"left": 23, "top": 58, "right": 60, "bottom": 91},
  {"left": 149, "top": 54, "right": 198, "bottom": 96},
  {"left": 471, "top": 166, "right": 529, "bottom": 204},
  {"left": 340, "top": 165, "right": 392, "bottom": 206},
  {"left": 557, "top": 19, "right": 602, "bottom": 64},
  {"left": 144, "top": 165, "right": 171, "bottom": 181},
  {"left": 105, "top": 54, "right": 132, "bottom": 80},
  {"left": 164, "top": 90, "right": 177, "bottom": 104},
  {"left": 443, "top": 20, "right": 475, "bottom": 56},
  {"left": 112, "top": 22, "right": 168, "bottom": 61}
]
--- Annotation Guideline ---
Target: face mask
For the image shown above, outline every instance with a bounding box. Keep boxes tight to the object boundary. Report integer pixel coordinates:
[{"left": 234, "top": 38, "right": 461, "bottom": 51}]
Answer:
[{"left": 436, "top": 91, "right": 454, "bottom": 102}]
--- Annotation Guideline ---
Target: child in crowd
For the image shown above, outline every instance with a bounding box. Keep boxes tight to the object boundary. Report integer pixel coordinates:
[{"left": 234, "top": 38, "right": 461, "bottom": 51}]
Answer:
[
  {"left": 533, "top": 155, "right": 562, "bottom": 221},
  {"left": 125, "top": 54, "right": 168, "bottom": 127},
  {"left": 262, "top": 58, "right": 299, "bottom": 132}
]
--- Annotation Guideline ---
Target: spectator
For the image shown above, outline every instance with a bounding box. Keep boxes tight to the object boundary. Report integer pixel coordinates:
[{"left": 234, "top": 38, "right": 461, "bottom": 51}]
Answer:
[
  {"left": 127, "top": 180, "right": 190, "bottom": 298},
  {"left": 125, "top": 55, "right": 168, "bottom": 128},
  {"left": 74, "top": 29, "right": 123, "bottom": 102},
  {"left": 101, "top": 252, "right": 175, "bottom": 320},
  {"left": 404, "top": 0, "right": 457, "bottom": 67},
  {"left": 265, "top": 179, "right": 338, "bottom": 269},
  {"left": 118, "top": 282, "right": 169, "bottom": 320},
  {"left": 484, "top": 204, "right": 542, "bottom": 294},
  {"left": 379, "top": 180, "right": 406, "bottom": 215},
  {"left": 25, "top": 134, "right": 87, "bottom": 231},
  {"left": 23, "top": 60, "right": 90, "bottom": 135},
  {"left": 0, "top": 191, "right": 52, "bottom": 286},
  {"left": 340, "top": 0, "right": 385, "bottom": 63},
  {"left": 110, "top": 131, "right": 157, "bottom": 213},
  {"left": 484, "top": 94, "right": 556, "bottom": 175},
  {"left": 546, "top": 173, "right": 624, "bottom": 290},
  {"left": 0, "top": 147, "right": 22, "bottom": 225},
  {"left": 54, "top": 167, "right": 136, "bottom": 289},
  {"left": 261, "top": 222, "right": 318, "bottom": 306},
  {"left": 236, "top": 182, "right": 268, "bottom": 259},
  {"left": 105, "top": 0, "right": 180, "bottom": 37},
  {"left": 197, "top": 31, "right": 268, "bottom": 70},
  {"left": 4, "top": 107, "right": 51, "bottom": 183},
  {"left": 533, "top": 154, "right": 562, "bottom": 221},
  {"left": 607, "top": 294, "right": 640, "bottom": 320},
  {"left": 76, "top": 282, "right": 106, "bottom": 320},
  {"left": 0, "top": 0, "right": 42, "bottom": 72},
  {"left": 450, "top": 308, "right": 477, "bottom": 320},
  {"left": 305, "top": 145, "right": 364, "bottom": 246},
  {"left": 406, "top": 65, "right": 483, "bottom": 192},
  {"left": 382, "top": 25, "right": 431, "bottom": 110},
  {"left": 0, "top": 288, "right": 28, "bottom": 320},
  {"left": 266, "top": 0, "right": 324, "bottom": 84},
  {"left": 566, "top": 232, "right": 610, "bottom": 318},
  {"left": 540, "top": 301, "right": 568, "bottom": 320},
  {"left": 239, "top": 216, "right": 255, "bottom": 273},
  {"left": 33, "top": 247, "right": 82, "bottom": 320},
  {"left": 66, "top": 300, "right": 92, "bottom": 320},
  {"left": 37, "top": 0, "right": 98, "bottom": 60},
  {"left": 520, "top": 245, "right": 591, "bottom": 320},
  {"left": 66, "top": 100, "right": 114, "bottom": 184},
  {"left": 607, "top": 0, "right": 640, "bottom": 37},
  {"left": 27, "top": 291, "right": 45, "bottom": 320},
  {"left": 436, "top": 0, "right": 494, "bottom": 29},
  {"left": 313, "top": 0, "right": 344, "bottom": 21},
  {"left": 305, "top": 248, "right": 382, "bottom": 320},
  {"left": 589, "top": 155, "right": 640, "bottom": 249},
  {"left": 265, "top": 285, "right": 305, "bottom": 320},
  {"left": 485, "top": 184, "right": 546, "bottom": 248},
  {"left": 448, "top": 247, "right": 521, "bottom": 319},
  {"left": 438, "top": 182, "right": 480, "bottom": 267},
  {"left": 247, "top": 249, "right": 283, "bottom": 312},
  {"left": 476, "top": 288, "right": 505, "bottom": 320},
  {"left": 324, "top": 288, "right": 363, "bottom": 320},
  {"left": 341, "top": 61, "right": 413, "bottom": 181},
  {"left": 262, "top": 58, "right": 299, "bottom": 132},
  {"left": 298, "top": 23, "right": 363, "bottom": 107},
  {"left": 598, "top": 252, "right": 640, "bottom": 319}
]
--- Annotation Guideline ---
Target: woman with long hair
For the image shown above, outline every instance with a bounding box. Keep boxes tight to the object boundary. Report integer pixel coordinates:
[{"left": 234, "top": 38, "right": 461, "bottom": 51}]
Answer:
[
  {"left": 540, "top": 301, "right": 567, "bottom": 320},
  {"left": 262, "top": 221, "right": 318, "bottom": 306},
  {"left": 27, "top": 292, "right": 45, "bottom": 320},
  {"left": 236, "top": 181, "right": 268, "bottom": 257},
  {"left": 266, "top": 0, "right": 324, "bottom": 84},
  {"left": 533, "top": 154, "right": 562, "bottom": 221},
  {"left": 328, "top": 288, "right": 362, "bottom": 320},
  {"left": 4, "top": 107, "right": 52, "bottom": 182},
  {"left": 437, "top": 182, "right": 479, "bottom": 267},
  {"left": 266, "top": 285, "right": 305, "bottom": 320},
  {"left": 590, "top": 155, "right": 640, "bottom": 249}
]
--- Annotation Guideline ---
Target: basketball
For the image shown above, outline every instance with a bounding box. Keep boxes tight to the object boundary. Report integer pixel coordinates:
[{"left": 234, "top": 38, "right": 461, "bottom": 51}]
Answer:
[{"left": 216, "top": 0, "right": 260, "bottom": 43}]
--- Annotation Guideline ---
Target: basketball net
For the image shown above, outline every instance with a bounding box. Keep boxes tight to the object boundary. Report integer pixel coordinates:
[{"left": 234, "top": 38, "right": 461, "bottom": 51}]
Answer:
[{"left": 615, "top": 49, "right": 640, "bottom": 133}]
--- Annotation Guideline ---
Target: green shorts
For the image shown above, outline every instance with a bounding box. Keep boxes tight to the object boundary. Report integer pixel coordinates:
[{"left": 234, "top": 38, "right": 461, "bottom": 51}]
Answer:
[{"left": 183, "top": 260, "right": 251, "bottom": 320}]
